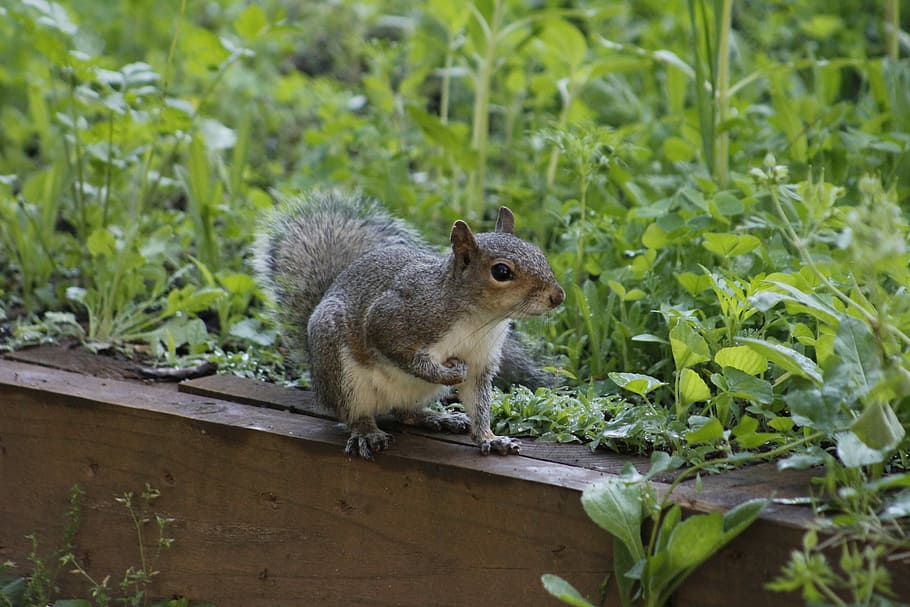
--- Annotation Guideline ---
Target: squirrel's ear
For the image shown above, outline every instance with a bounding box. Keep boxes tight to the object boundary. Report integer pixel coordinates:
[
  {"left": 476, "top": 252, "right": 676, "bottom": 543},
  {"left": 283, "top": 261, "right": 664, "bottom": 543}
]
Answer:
[
  {"left": 495, "top": 206, "right": 515, "bottom": 234},
  {"left": 451, "top": 220, "right": 478, "bottom": 268}
]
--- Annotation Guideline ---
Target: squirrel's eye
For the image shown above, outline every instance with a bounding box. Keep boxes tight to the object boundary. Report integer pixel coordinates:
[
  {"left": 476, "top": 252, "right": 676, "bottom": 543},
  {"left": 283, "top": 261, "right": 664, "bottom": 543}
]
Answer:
[{"left": 491, "top": 262, "right": 514, "bottom": 282}]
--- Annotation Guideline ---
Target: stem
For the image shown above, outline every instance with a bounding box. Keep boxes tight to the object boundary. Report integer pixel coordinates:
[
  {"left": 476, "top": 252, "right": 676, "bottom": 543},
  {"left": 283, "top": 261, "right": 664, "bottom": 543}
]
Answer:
[
  {"left": 467, "top": 0, "right": 503, "bottom": 219},
  {"left": 715, "top": 0, "right": 732, "bottom": 185},
  {"left": 885, "top": 0, "right": 900, "bottom": 61},
  {"left": 134, "top": 0, "right": 186, "bottom": 216},
  {"left": 102, "top": 109, "right": 115, "bottom": 226}
]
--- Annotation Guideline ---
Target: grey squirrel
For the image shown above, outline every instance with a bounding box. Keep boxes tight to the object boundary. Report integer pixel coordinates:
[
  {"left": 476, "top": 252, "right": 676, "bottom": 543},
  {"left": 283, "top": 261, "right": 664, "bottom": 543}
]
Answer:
[{"left": 252, "top": 191, "right": 565, "bottom": 460}]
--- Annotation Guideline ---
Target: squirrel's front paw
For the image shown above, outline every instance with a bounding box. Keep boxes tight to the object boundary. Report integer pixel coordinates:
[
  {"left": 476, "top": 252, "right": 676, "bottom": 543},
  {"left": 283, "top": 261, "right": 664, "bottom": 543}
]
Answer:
[
  {"left": 345, "top": 429, "right": 393, "bottom": 461},
  {"left": 479, "top": 435, "right": 521, "bottom": 456},
  {"left": 440, "top": 357, "right": 468, "bottom": 385}
]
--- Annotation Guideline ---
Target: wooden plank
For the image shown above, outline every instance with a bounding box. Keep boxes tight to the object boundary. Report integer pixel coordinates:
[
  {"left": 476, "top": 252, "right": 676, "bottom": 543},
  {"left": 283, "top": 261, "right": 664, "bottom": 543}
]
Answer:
[
  {"left": 2, "top": 359, "right": 877, "bottom": 606},
  {"left": 180, "top": 374, "right": 819, "bottom": 527},
  {"left": 5, "top": 344, "right": 143, "bottom": 380}
]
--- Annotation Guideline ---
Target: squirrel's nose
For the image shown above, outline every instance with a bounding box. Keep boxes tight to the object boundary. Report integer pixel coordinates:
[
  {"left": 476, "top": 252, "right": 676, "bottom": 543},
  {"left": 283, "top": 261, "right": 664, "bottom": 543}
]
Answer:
[{"left": 550, "top": 286, "right": 565, "bottom": 307}]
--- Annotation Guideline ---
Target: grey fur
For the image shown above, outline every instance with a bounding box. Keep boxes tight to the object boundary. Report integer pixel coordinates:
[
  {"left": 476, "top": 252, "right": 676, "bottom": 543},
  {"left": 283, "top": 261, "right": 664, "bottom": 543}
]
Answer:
[{"left": 252, "top": 191, "right": 564, "bottom": 459}]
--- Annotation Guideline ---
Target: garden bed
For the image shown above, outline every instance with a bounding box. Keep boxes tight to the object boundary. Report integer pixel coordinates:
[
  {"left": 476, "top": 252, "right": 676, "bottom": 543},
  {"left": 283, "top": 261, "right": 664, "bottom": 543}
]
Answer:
[{"left": 0, "top": 349, "right": 878, "bottom": 607}]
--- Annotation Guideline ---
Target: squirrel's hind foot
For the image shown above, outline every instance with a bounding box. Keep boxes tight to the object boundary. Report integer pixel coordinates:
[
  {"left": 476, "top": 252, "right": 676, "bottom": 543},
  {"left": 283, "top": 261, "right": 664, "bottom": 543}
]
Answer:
[
  {"left": 345, "top": 418, "right": 393, "bottom": 460},
  {"left": 479, "top": 435, "right": 521, "bottom": 456}
]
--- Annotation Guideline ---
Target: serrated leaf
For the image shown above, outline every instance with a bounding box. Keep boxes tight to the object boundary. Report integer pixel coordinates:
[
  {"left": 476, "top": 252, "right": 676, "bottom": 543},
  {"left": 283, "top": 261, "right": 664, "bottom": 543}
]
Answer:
[{"left": 738, "top": 337, "right": 822, "bottom": 385}]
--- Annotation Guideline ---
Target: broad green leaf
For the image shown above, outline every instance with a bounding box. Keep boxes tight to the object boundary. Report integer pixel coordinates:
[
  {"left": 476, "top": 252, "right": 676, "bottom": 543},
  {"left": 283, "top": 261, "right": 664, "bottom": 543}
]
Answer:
[
  {"left": 581, "top": 478, "right": 646, "bottom": 561},
  {"left": 670, "top": 321, "right": 710, "bottom": 370},
  {"left": 675, "top": 271, "right": 713, "bottom": 295},
  {"left": 679, "top": 368, "right": 711, "bottom": 406},
  {"left": 714, "top": 346, "right": 767, "bottom": 375},
  {"left": 609, "top": 372, "right": 667, "bottom": 397},
  {"left": 832, "top": 316, "right": 880, "bottom": 395},
  {"left": 723, "top": 367, "right": 773, "bottom": 404},
  {"left": 537, "top": 19, "right": 587, "bottom": 70},
  {"left": 836, "top": 431, "right": 888, "bottom": 468},
  {"left": 667, "top": 512, "right": 724, "bottom": 572},
  {"left": 642, "top": 223, "right": 667, "bottom": 249},
  {"left": 685, "top": 416, "right": 724, "bottom": 444},
  {"left": 732, "top": 415, "right": 777, "bottom": 449},
  {"left": 702, "top": 232, "right": 761, "bottom": 257},
  {"left": 753, "top": 281, "right": 841, "bottom": 326},
  {"left": 663, "top": 136, "right": 694, "bottom": 162},
  {"left": 850, "top": 401, "right": 905, "bottom": 452},
  {"left": 783, "top": 385, "right": 842, "bottom": 432},
  {"left": 722, "top": 498, "right": 768, "bottom": 536},
  {"left": 86, "top": 228, "right": 116, "bottom": 257},
  {"left": 738, "top": 337, "right": 823, "bottom": 385},
  {"left": 540, "top": 574, "right": 596, "bottom": 607},
  {"left": 234, "top": 4, "right": 268, "bottom": 40},
  {"left": 711, "top": 191, "right": 744, "bottom": 216}
]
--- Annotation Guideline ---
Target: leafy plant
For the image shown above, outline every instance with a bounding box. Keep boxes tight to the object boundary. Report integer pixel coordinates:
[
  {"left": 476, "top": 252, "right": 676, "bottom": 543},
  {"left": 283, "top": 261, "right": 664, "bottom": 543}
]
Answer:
[{"left": 543, "top": 458, "right": 767, "bottom": 607}]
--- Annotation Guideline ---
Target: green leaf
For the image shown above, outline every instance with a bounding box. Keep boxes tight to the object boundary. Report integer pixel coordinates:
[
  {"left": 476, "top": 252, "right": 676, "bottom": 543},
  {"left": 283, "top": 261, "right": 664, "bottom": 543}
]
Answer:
[
  {"left": 752, "top": 281, "right": 841, "bottom": 326},
  {"left": 87, "top": 228, "right": 117, "bottom": 257},
  {"left": 711, "top": 191, "right": 744, "bottom": 216},
  {"left": 541, "top": 574, "right": 596, "bottom": 607},
  {"left": 670, "top": 321, "right": 710, "bottom": 370},
  {"left": 667, "top": 512, "right": 724, "bottom": 572},
  {"left": 609, "top": 372, "right": 667, "bottom": 397},
  {"left": 850, "top": 401, "right": 905, "bottom": 452},
  {"left": 722, "top": 498, "right": 768, "bottom": 536},
  {"left": 832, "top": 316, "right": 881, "bottom": 396},
  {"left": 715, "top": 346, "right": 767, "bottom": 375},
  {"left": 686, "top": 416, "right": 724, "bottom": 444},
  {"left": 537, "top": 19, "right": 587, "bottom": 70},
  {"left": 675, "top": 271, "right": 713, "bottom": 295},
  {"left": 581, "top": 478, "right": 646, "bottom": 561},
  {"left": 836, "top": 431, "right": 888, "bottom": 468},
  {"left": 702, "top": 232, "right": 762, "bottom": 257},
  {"left": 642, "top": 223, "right": 667, "bottom": 249},
  {"left": 722, "top": 367, "right": 773, "bottom": 404},
  {"left": 679, "top": 368, "right": 711, "bottom": 406},
  {"left": 235, "top": 4, "right": 268, "bottom": 40},
  {"left": 738, "top": 337, "right": 822, "bottom": 385}
]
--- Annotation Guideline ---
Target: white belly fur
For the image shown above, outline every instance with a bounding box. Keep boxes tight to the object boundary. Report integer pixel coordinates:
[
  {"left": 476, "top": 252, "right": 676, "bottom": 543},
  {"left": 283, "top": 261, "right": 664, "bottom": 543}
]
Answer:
[{"left": 340, "top": 318, "right": 510, "bottom": 419}]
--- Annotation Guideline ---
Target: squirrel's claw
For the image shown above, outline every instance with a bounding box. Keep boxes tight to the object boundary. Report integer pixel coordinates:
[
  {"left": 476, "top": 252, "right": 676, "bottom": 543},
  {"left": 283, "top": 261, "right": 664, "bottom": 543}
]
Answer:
[
  {"left": 479, "top": 435, "right": 521, "bottom": 456},
  {"left": 345, "top": 429, "right": 394, "bottom": 461}
]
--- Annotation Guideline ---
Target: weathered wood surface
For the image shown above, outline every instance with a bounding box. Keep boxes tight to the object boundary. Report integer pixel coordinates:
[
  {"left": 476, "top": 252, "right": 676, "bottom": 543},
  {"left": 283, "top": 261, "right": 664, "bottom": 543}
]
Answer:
[{"left": 0, "top": 355, "right": 869, "bottom": 606}]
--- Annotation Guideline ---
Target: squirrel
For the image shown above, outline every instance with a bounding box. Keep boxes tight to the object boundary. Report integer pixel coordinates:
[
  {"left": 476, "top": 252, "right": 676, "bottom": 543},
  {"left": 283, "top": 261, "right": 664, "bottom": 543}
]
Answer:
[{"left": 252, "top": 191, "right": 565, "bottom": 460}]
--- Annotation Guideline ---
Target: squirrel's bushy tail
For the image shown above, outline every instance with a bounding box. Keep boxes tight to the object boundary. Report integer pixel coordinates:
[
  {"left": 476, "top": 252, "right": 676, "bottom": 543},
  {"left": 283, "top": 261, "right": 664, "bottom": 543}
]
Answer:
[{"left": 252, "top": 190, "right": 424, "bottom": 362}]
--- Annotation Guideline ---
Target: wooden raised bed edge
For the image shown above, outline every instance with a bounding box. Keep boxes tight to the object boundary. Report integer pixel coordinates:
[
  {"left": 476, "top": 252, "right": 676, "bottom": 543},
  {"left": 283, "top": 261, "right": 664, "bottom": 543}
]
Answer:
[{"left": 0, "top": 355, "right": 887, "bottom": 606}]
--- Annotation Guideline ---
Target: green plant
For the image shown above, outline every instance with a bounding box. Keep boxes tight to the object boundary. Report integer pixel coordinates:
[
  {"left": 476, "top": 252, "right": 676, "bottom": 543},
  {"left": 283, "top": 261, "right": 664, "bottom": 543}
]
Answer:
[
  {"left": 4, "top": 483, "right": 211, "bottom": 607},
  {"left": 543, "top": 457, "right": 767, "bottom": 607}
]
